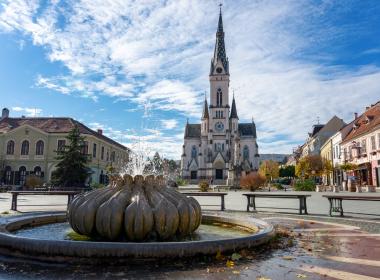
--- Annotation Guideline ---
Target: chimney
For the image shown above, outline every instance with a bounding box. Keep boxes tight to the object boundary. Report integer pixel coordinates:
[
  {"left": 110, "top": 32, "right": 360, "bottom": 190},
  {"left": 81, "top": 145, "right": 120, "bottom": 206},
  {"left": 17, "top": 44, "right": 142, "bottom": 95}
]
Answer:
[
  {"left": 354, "top": 112, "right": 358, "bottom": 119},
  {"left": 1, "top": 108, "right": 9, "bottom": 119},
  {"left": 365, "top": 106, "right": 370, "bottom": 111},
  {"left": 97, "top": 129, "right": 103, "bottom": 135}
]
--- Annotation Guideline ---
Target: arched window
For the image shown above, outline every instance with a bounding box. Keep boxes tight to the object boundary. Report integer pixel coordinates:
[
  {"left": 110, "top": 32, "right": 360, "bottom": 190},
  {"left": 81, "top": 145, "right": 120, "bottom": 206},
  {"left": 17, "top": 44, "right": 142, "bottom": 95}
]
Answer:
[
  {"left": 19, "top": 166, "right": 26, "bottom": 186},
  {"left": 21, "top": 140, "right": 29, "bottom": 155},
  {"left": 191, "top": 146, "right": 197, "bottom": 159},
  {"left": 35, "top": 140, "right": 44, "bottom": 155},
  {"left": 5, "top": 166, "right": 12, "bottom": 184},
  {"left": 34, "top": 166, "right": 42, "bottom": 177},
  {"left": 6, "top": 140, "right": 14, "bottom": 155},
  {"left": 217, "top": 88, "right": 222, "bottom": 107},
  {"left": 243, "top": 146, "right": 249, "bottom": 160}
]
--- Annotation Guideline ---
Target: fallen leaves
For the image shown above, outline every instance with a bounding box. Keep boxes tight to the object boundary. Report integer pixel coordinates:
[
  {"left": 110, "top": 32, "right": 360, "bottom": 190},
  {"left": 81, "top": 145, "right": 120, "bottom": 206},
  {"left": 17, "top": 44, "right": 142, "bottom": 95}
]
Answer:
[
  {"left": 282, "top": 256, "right": 294, "bottom": 261},
  {"left": 231, "top": 253, "right": 242, "bottom": 261}
]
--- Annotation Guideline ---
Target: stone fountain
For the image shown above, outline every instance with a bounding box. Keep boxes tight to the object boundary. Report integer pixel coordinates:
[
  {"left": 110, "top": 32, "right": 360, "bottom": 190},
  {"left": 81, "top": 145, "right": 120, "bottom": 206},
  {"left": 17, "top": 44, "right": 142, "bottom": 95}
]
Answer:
[{"left": 68, "top": 174, "right": 201, "bottom": 241}]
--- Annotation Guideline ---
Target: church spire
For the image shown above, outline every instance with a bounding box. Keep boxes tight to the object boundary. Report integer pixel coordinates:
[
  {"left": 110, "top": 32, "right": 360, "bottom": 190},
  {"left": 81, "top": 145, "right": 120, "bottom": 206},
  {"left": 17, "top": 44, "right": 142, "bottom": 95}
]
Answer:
[
  {"left": 202, "top": 95, "right": 209, "bottom": 119},
  {"left": 230, "top": 94, "right": 238, "bottom": 119},
  {"left": 210, "top": 5, "right": 229, "bottom": 75}
]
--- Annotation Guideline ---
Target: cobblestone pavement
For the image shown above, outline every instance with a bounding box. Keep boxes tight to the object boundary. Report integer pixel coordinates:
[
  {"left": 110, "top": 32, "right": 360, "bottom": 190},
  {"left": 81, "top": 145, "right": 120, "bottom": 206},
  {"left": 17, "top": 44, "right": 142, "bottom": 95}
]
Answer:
[{"left": 0, "top": 210, "right": 380, "bottom": 279}]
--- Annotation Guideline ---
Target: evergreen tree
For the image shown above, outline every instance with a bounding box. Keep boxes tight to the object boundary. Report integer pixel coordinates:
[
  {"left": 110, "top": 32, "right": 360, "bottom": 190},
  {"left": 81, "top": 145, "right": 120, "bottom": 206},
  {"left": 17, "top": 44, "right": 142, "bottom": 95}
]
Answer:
[{"left": 52, "top": 125, "right": 89, "bottom": 187}]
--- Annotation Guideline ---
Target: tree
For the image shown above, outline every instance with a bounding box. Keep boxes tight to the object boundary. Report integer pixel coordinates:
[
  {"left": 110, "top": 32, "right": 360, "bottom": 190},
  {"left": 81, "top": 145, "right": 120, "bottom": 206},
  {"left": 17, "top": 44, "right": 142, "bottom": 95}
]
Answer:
[
  {"left": 240, "top": 173, "right": 267, "bottom": 191},
  {"left": 295, "top": 155, "right": 323, "bottom": 179},
  {"left": 259, "top": 160, "right": 279, "bottom": 181},
  {"left": 322, "top": 158, "right": 333, "bottom": 176},
  {"left": 52, "top": 125, "right": 89, "bottom": 187},
  {"left": 279, "top": 165, "right": 295, "bottom": 177}
]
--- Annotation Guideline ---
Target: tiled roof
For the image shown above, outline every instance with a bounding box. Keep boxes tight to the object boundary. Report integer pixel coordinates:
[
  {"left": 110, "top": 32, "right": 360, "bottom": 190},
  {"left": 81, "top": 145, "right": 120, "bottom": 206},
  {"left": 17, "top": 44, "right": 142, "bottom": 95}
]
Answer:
[
  {"left": 0, "top": 117, "right": 128, "bottom": 150},
  {"left": 342, "top": 102, "right": 380, "bottom": 144},
  {"left": 185, "top": 124, "right": 201, "bottom": 138},
  {"left": 239, "top": 123, "right": 257, "bottom": 138}
]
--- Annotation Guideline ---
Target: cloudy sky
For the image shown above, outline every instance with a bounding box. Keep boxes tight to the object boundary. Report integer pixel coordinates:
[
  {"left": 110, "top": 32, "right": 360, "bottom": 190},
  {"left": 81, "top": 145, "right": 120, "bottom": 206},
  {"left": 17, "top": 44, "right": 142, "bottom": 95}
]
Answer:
[{"left": 1, "top": 0, "right": 380, "bottom": 159}]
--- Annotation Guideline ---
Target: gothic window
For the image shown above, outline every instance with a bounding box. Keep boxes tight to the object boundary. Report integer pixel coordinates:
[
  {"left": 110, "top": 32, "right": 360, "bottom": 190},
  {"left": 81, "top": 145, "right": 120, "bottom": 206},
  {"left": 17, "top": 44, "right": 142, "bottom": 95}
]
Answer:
[
  {"left": 191, "top": 146, "right": 197, "bottom": 159},
  {"left": 34, "top": 166, "right": 42, "bottom": 177},
  {"left": 243, "top": 145, "right": 249, "bottom": 160},
  {"left": 35, "top": 140, "right": 44, "bottom": 155},
  {"left": 221, "top": 111, "right": 223, "bottom": 118},
  {"left": 21, "top": 140, "right": 29, "bottom": 155},
  {"left": 222, "top": 143, "right": 225, "bottom": 151},
  {"left": 6, "top": 140, "right": 14, "bottom": 155},
  {"left": 217, "top": 88, "right": 222, "bottom": 106},
  {"left": 19, "top": 166, "right": 26, "bottom": 186}
]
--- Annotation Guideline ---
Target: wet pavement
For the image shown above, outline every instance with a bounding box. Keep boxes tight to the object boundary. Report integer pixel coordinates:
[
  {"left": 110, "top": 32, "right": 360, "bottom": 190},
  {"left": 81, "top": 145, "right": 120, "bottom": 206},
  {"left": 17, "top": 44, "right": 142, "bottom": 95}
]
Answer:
[{"left": 0, "top": 211, "right": 379, "bottom": 279}]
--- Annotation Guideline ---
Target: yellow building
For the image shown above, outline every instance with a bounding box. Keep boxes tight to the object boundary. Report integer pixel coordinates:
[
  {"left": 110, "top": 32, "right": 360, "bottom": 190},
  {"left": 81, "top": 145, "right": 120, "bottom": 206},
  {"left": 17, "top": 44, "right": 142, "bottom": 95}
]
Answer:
[
  {"left": 320, "top": 138, "right": 333, "bottom": 185},
  {"left": 0, "top": 108, "right": 129, "bottom": 186}
]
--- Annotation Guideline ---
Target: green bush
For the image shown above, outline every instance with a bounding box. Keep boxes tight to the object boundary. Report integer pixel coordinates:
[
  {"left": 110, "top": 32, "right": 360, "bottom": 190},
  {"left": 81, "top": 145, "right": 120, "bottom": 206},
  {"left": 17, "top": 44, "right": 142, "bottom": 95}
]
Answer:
[
  {"left": 176, "top": 177, "right": 188, "bottom": 186},
  {"left": 199, "top": 181, "right": 210, "bottom": 192},
  {"left": 91, "top": 183, "right": 105, "bottom": 189},
  {"left": 272, "top": 183, "right": 284, "bottom": 190},
  {"left": 294, "top": 179, "right": 316, "bottom": 191}
]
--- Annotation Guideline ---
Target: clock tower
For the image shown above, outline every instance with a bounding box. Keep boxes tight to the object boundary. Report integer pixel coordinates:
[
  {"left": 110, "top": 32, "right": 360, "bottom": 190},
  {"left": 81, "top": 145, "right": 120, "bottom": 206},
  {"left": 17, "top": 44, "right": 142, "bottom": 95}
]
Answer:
[{"left": 209, "top": 7, "right": 230, "bottom": 138}]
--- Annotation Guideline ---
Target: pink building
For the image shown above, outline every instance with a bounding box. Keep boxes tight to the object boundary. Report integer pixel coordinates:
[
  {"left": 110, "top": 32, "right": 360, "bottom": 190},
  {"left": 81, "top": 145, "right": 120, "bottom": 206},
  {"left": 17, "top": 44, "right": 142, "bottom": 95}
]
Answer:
[{"left": 340, "top": 102, "right": 380, "bottom": 187}]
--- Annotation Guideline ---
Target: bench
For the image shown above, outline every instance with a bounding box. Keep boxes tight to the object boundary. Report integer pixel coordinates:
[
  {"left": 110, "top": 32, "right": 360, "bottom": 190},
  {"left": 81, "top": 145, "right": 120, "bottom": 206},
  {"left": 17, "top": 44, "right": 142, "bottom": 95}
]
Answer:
[
  {"left": 213, "top": 185, "right": 230, "bottom": 192},
  {"left": 9, "top": 191, "right": 82, "bottom": 211},
  {"left": 181, "top": 192, "right": 228, "bottom": 211},
  {"left": 243, "top": 193, "right": 311, "bottom": 215},
  {"left": 323, "top": 194, "right": 380, "bottom": 217}
]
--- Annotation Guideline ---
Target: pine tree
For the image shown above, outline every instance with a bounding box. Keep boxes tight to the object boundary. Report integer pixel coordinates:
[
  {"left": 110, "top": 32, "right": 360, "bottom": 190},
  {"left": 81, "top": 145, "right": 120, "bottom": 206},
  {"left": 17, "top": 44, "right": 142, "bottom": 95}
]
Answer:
[{"left": 52, "top": 125, "right": 89, "bottom": 188}]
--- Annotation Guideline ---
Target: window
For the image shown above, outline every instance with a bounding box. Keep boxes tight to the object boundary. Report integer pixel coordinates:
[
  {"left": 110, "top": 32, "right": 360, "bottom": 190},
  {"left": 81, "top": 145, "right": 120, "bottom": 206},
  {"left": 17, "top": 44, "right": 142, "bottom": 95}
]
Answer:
[
  {"left": 191, "top": 146, "right": 197, "bottom": 158},
  {"left": 6, "top": 140, "right": 14, "bottom": 155},
  {"left": 101, "top": 146, "right": 105, "bottom": 160},
  {"left": 106, "top": 150, "right": 109, "bottom": 161},
  {"left": 93, "top": 143, "right": 97, "bottom": 158},
  {"left": 5, "top": 166, "right": 11, "bottom": 184},
  {"left": 34, "top": 166, "right": 42, "bottom": 177},
  {"left": 57, "top": 140, "right": 66, "bottom": 151},
  {"left": 336, "top": 146, "right": 339, "bottom": 159},
  {"left": 378, "top": 133, "right": 380, "bottom": 149},
  {"left": 361, "top": 139, "right": 367, "bottom": 154},
  {"left": 371, "top": 136, "right": 376, "bottom": 151},
  {"left": 81, "top": 141, "right": 88, "bottom": 155},
  {"left": 35, "top": 140, "right": 44, "bottom": 155},
  {"left": 243, "top": 146, "right": 249, "bottom": 160},
  {"left": 216, "top": 88, "right": 222, "bottom": 107},
  {"left": 19, "top": 166, "right": 26, "bottom": 186},
  {"left": 21, "top": 140, "right": 29, "bottom": 155},
  {"left": 221, "top": 111, "right": 223, "bottom": 118},
  {"left": 111, "top": 151, "right": 116, "bottom": 162}
]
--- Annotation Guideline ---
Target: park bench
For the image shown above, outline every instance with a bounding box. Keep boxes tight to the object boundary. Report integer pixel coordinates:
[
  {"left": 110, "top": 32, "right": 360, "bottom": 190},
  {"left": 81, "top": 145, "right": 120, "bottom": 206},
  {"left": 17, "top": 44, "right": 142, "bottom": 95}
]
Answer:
[
  {"left": 243, "top": 193, "right": 311, "bottom": 215},
  {"left": 181, "top": 192, "right": 228, "bottom": 211},
  {"left": 323, "top": 194, "right": 380, "bottom": 217},
  {"left": 213, "top": 185, "right": 230, "bottom": 192},
  {"left": 9, "top": 190, "right": 83, "bottom": 211}
]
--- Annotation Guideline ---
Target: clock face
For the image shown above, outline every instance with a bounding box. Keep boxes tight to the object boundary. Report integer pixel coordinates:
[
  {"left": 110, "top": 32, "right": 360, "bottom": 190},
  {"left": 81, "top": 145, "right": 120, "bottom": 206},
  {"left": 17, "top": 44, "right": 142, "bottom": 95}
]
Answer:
[
  {"left": 216, "top": 67, "right": 223, "bottom": 74},
  {"left": 215, "top": 121, "right": 224, "bottom": 132}
]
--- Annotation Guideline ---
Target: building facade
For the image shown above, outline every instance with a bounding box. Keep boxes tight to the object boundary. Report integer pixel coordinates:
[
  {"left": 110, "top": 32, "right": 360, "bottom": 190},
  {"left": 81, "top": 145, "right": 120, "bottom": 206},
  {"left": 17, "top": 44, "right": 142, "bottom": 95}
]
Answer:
[
  {"left": 320, "top": 138, "right": 333, "bottom": 185},
  {"left": 0, "top": 108, "right": 129, "bottom": 187},
  {"left": 181, "top": 10, "right": 259, "bottom": 184},
  {"left": 340, "top": 103, "right": 380, "bottom": 187}
]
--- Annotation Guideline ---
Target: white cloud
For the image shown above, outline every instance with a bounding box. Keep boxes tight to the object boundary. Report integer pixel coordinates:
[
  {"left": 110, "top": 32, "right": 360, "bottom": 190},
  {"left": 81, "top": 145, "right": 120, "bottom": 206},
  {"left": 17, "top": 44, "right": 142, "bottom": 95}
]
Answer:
[
  {"left": 11, "top": 106, "right": 43, "bottom": 117},
  {"left": 1, "top": 0, "right": 380, "bottom": 157},
  {"left": 161, "top": 119, "right": 178, "bottom": 130}
]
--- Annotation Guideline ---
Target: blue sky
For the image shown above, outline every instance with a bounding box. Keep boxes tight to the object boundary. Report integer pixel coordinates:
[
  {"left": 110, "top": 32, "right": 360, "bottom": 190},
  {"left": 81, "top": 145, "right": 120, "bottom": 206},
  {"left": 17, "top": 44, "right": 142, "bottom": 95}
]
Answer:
[{"left": 1, "top": 0, "right": 380, "bottom": 159}]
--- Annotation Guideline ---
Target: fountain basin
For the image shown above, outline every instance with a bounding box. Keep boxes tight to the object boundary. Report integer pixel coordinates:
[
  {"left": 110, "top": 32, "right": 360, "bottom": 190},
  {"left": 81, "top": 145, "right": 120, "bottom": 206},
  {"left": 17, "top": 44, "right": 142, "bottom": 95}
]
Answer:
[{"left": 0, "top": 212, "right": 274, "bottom": 262}]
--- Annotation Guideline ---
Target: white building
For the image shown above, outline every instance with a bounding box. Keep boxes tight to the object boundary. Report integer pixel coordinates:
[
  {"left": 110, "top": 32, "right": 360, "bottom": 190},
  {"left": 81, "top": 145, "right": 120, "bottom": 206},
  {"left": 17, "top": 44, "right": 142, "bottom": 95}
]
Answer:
[{"left": 180, "top": 9, "right": 259, "bottom": 184}]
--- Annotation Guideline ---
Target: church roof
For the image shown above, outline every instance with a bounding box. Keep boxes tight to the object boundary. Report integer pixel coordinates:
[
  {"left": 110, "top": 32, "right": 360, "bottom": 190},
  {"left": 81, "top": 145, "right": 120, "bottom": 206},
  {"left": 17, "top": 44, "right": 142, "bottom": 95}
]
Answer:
[
  {"left": 184, "top": 123, "right": 201, "bottom": 138},
  {"left": 239, "top": 123, "right": 257, "bottom": 138},
  {"left": 230, "top": 96, "right": 238, "bottom": 119},
  {"left": 202, "top": 98, "right": 209, "bottom": 119},
  {"left": 210, "top": 8, "right": 229, "bottom": 75}
]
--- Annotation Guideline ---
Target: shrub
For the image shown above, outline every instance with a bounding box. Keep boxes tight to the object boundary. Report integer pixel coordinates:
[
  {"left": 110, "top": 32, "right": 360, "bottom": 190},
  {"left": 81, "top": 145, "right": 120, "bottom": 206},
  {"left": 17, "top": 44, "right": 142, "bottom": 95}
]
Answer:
[
  {"left": 294, "top": 179, "right": 316, "bottom": 191},
  {"left": 91, "top": 183, "right": 105, "bottom": 189},
  {"left": 240, "top": 173, "right": 266, "bottom": 192},
  {"left": 199, "top": 181, "right": 210, "bottom": 192},
  {"left": 272, "top": 183, "right": 284, "bottom": 190},
  {"left": 25, "top": 175, "right": 43, "bottom": 189},
  {"left": 176, "top": 178, "right": 188, "bottom": 186}
]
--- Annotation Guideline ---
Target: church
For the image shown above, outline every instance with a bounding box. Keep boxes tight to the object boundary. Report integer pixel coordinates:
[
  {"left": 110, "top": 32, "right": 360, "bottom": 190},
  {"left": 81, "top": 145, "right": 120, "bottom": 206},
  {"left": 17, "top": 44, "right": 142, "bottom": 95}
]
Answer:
[{"left": 181, "top": 9, "right": 259, "bottom": 185}]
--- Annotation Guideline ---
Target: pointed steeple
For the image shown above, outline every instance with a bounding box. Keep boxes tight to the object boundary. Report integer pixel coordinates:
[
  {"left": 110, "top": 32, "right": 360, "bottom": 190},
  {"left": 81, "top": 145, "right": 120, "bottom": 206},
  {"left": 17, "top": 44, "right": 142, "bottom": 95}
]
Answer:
[
  {"left": 210, "top": 5, "right": 229, "bottom": 75},
  {"left": 230, "top": 94, "right": 238, "bottom": 119},
  {"left": 202, "top": 96, "right": 209, "bottom": 119}
]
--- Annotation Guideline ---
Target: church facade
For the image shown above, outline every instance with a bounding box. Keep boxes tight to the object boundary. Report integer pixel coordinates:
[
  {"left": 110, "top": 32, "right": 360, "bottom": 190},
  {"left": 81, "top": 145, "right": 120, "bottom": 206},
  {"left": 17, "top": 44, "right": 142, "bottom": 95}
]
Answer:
[{"left": 181, "top": 10, "right": 259, "bottom": 184}]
